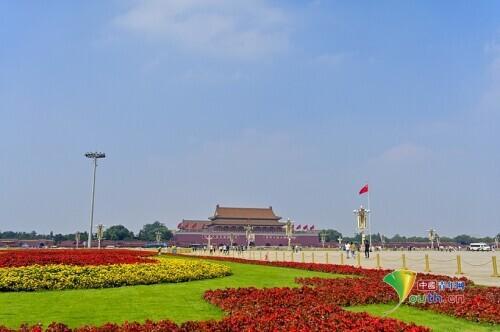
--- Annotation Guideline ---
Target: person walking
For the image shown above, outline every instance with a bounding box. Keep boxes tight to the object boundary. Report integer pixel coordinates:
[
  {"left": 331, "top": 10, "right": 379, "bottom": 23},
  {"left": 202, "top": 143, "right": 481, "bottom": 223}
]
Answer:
[
  {"left": 345, "top": 242, "right": 351, "bottom": 258},
  {"left": 364, "top": 240, "right": 370, "bottom": 258},
  {"left": 350, "top": 242, "right": 356, "bottom": 258}
]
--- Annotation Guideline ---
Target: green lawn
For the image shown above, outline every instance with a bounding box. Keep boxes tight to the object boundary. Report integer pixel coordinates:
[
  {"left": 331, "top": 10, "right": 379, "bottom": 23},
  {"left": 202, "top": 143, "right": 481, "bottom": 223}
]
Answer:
[
  {"left": 346, "top": 304, "right": 498, "bottom": 332},
  {"left": 1, "top": 257, "right": 497, "bottom": 331},
  {"left": 0, "top": 258, "right": 339, "bottom": 328}
]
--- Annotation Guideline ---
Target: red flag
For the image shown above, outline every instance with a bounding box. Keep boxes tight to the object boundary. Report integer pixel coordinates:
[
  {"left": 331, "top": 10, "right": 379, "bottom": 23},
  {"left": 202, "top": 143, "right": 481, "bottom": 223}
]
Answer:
[
  {"left": 295, "top": 224, "right": 301, "bottom": 230},
  {"left": 303, "top": 225, "right": 308, "bottom": 230},
  {"left": 177, "top": 222, "right": 183, "bottom": 229},
  {"left": 359, "top": 184, "right": 369, "bottom": 195},
  {"left": 310, "top": 225, "right": 315, "bottom": 230}
]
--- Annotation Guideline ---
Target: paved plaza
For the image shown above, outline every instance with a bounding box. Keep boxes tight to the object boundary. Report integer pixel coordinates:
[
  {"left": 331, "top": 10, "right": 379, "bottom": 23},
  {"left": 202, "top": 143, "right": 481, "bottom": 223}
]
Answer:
[{"left": 194, "top": 249, "right": 500, "bottom": 287}]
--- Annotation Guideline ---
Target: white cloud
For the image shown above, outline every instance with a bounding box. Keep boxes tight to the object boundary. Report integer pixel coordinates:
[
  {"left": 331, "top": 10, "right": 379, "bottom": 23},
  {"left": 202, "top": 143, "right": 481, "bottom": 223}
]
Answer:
[
  {"left": 114, "top": 0, "right": 290, "bottom": 60},
  {"left": 375, "top": 143, "right": 432, "bottom": 164}
]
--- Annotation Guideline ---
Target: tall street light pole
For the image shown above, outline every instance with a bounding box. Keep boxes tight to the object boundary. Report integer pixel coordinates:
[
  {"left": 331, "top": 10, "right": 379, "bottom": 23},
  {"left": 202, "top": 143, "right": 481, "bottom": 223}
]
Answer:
[{"left": 85, "top": 152, "right": 106, "bottom": 248}]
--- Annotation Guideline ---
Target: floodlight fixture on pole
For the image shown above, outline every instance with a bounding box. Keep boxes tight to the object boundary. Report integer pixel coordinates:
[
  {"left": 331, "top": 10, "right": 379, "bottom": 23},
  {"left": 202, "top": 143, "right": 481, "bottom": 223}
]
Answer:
[{"left": 85, "top": 151, "right": 106, "bottom": 248}]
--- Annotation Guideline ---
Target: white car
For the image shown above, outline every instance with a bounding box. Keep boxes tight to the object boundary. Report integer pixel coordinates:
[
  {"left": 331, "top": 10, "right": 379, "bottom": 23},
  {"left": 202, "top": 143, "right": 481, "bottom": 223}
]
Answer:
[{"left": 468, "top": 243, "right": 492, "bottom": 251}]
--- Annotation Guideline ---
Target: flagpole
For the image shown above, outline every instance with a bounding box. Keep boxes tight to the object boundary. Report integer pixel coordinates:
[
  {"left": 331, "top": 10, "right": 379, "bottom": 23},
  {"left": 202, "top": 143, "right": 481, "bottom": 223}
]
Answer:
[{"left": 368, "top": 184, "right": 372, "bottom": 249}]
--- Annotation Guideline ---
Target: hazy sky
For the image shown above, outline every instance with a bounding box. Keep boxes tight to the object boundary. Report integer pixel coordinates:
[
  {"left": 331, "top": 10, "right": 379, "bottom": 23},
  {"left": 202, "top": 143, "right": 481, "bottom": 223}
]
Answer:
[{"left": 1, "top": 1, "right": 499, "bottom": 237}]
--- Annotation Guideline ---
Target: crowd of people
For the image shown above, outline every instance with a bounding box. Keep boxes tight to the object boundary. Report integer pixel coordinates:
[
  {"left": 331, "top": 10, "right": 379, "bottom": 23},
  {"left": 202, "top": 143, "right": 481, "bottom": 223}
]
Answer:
[
  {"left": 343, "top": 240, "right": 371, "bottom": 258},
  {"left": 191, "top": 244, "right": 248, "bottom": 255}
]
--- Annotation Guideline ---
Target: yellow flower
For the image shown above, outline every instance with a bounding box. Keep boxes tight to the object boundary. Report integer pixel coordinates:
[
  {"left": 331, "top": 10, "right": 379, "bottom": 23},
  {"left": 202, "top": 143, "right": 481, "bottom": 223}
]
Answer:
[{"left": 0, "top": 258, "right": 231, "bottom": 291}]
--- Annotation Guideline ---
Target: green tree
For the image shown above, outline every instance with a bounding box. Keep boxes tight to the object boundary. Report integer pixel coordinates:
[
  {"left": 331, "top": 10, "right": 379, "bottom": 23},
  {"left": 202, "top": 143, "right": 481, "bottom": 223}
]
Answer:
[
  {"left": 390, "top": 234, "right": 407, "bottom": 242},
  {"left": 319, "top": 229, "right": 343, "bottom": 243},
  {"left": 103, "top": 225, "right": 134, "bottom": 241},
  {"left": 52, "top": 233, "right": 64, "bottom": 244},
  {"left": 137, "top": 221, "right": 172, "bottom": 242}
]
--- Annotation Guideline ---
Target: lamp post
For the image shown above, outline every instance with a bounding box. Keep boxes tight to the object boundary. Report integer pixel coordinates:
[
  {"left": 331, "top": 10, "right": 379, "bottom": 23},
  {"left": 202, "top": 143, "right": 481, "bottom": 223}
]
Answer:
[
  {"left": 75, "top": 232, "right": 80, "bottom": 249},
  {"left": 337, "top": 236, "right": 343, "bottom": 249},
  {"left": 155, "top": 230, "right": 162, "bottom": 245},
  {"left": 428, "top": 229, "right": 436, "bottom": 250},
  {"left": 85, "top": 152, "right": 106, "bottom": 248},
  {"left": 203, "top": 228, "right": 213, "bottom": 252},
  {"left": 244, "top": 225, "right": 254, "bottom": 249},
  {"left": 320, "top": 231, "right": 327, "bottom": 248},
  {"left": 96, "top": 224, "right": 104, "bottom": 249},
  {"left": 353, "top": 206, "right": 369, "bottom": 247},
  {"left": 284, "top": 218, "right": 294, "bottom": 250},
  {"left": 379, "top": 233, "right": 385, "bottom": 249}
]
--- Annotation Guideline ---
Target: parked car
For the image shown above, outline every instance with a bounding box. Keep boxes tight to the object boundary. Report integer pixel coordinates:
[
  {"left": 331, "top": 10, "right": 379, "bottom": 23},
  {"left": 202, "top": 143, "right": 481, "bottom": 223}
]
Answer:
[
  {"left": 143, "top": 242, "right": 168, "bottom": 248},
  {"left": 468, "top": 243, "right": 492, "bottom": 251}
]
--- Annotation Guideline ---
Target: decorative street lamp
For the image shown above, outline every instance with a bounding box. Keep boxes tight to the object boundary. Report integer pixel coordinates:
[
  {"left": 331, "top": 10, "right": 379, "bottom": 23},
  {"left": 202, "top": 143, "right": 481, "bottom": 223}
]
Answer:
[
  {"left": 204, "top": 228, "right": 213, "bottom": 252},
  {"left": 337, "top": 236, "right": 343, "bottom": 248},
  {"left": 379, "top": 233, "right": 385, "bottom": 249},
  {"left": 353, "top": 206, "right": 370, "bottom": 247},
  {"left": 96, "top": 224, "right": 104, "bottom": 249},
  {"left": 284, "top": 218, "right": 294, "bottom": 250},
  {"left": 244, "top": 225, "right": 254, "bottom": 249},
  {"left": 85, "top": 152, "right": 106, "bottom": 248},
  {"left": 155, "top": 230, "right": 162, "bottom": 245},
  {"left": 75, "top": 232, "right": 80, "bottom": 249},
  {"left": 320, "top": 231, "right": 327, "bottom": 248},
  {"left": 229, "top": 233, "right": 235, "bottom": 247},
  {"left": 428, "top": 229, "right": 436, "bottom": 250}
]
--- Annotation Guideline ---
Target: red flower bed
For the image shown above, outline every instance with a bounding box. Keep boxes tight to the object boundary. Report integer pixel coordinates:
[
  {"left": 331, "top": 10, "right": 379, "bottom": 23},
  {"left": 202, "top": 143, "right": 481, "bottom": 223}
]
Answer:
[
  {"left": 0, "top": 300, "right": 429, "bottom": 332},
  {"left": 186, "top": 254, "right": 499, "bottom": 324},
  {"left": 0, "top": 249, "right": 156, "bottom": 267},
  {"left": 203, "top": 287, "right": 429, "bottom": 332},
  {"left": 412, "top": 285, "right": 500, "bottom": 323},
  {"left": 182, "top": 255, "right": 474, "bottom": 282},
  {"left": 0, "top": 254, "right": 497, "bottom": 331}
]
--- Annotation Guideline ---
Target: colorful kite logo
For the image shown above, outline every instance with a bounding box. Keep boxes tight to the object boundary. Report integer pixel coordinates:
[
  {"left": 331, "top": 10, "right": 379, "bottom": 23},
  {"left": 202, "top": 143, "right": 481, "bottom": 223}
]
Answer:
[{"left": 382, "top": 269, "right": 417, "bottom": 315}]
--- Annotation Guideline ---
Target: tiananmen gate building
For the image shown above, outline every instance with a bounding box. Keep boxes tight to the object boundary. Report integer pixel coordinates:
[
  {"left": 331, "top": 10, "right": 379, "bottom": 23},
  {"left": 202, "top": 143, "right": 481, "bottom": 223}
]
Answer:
[{"left": 173, "top": 205, "right": 320, "bottom": 247}]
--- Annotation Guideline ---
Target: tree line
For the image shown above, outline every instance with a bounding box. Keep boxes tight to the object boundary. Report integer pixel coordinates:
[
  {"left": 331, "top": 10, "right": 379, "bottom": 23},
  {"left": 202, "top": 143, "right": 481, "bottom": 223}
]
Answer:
[
  {"left": 319, "top": 229, "right": 499, "bottom": 245},
  {"left": 1, "top": 225, "right": 497, "bottom": 245},
  {"left": 0, "top": 221, "right": 173, "bottom": 244}
]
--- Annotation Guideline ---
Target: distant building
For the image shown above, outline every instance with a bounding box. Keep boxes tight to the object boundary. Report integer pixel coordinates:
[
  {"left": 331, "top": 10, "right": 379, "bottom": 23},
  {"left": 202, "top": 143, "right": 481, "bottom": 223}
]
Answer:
[{"left": 174, "top": 205, "right": 320, "bottom": 247}]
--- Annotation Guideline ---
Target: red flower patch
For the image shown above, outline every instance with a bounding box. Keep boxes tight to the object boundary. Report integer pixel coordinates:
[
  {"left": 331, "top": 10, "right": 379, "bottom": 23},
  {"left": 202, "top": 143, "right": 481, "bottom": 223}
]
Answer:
[
  {"left": 188, "top": 255, "right": 499, "bottom": 324},
  {"left": 203, "top": 286, "right": 428, "bottom": 331},
  {"left": 0, "top": 249, "right": 156, "bottom": 267},
  {"left": 0, "top": 253, "right": 497, "bottom": 331}
]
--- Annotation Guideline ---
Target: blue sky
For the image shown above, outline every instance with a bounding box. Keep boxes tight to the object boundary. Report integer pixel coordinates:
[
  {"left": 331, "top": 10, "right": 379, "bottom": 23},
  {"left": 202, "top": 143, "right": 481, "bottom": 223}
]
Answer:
[{"left": 1, "top": 1, "right": 499, "bottom": 237}]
